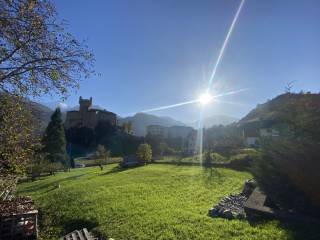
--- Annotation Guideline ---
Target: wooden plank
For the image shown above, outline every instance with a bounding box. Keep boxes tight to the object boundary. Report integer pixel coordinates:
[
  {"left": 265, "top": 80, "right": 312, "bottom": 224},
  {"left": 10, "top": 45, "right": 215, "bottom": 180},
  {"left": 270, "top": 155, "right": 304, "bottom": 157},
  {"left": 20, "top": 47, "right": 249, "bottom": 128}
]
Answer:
[
  {"left": 71, "top": 232, "right": 78, "bottom": 240},
  {"left": 76, "top": 230, "right": 85, "bottom": 240},
  {"left": 83, "top": 228, "right": 93, "bottom": 240},
  {"left": 244, "top": 188, "right": 274, "bottom": 214}
]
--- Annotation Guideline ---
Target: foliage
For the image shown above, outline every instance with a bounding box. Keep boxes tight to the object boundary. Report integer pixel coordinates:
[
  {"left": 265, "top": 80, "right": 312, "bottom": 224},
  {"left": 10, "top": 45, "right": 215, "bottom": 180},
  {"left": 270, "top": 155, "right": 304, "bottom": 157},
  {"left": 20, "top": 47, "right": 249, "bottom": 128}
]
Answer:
[
  {"left": 136, "top": 143, "right": 152, "bottom": 163},
  {"left": 0, "top": 94, "right": 38, "bottom": 193},
  {"left": 42, "top": 108, "right": 69, "bottom": 166},
  {"left": 94, "top": 145, "right": 110, "bottom": 166},
  {"left": 204, "top": 125, "right": 244, "bottom": 155},
  {"left": 65, "top": 123, "right": 144, "bottom": 157},
  {"left": 252, "top": 93, "right": 320, "bottom": 214},
  {"left": 0, "top": 0, "right": 94, "bottom": 97},
  {"left": 17, "top": 165, "right": 320, "bottom": 240},
  {"left": 211, "top": 152, "right": 227, "bottom": 163},
  {"left": 28, "top": 153, "right": 49, "bottom": 176},
  {"left": 228, "top": 150, "right": 260, "bottom": 169},
  {"left": 203, "top": 151, "right": 214, "bottom": 168},
  {"left": 166, "top": 137, "right": 185, "bottom": 151},
  {"left": 145, "top": 134, "right": 164, "bottom": 156},
  {"left": 253, "top": 140, "right": 320, "bottom": 214},
  {"left": 0, "top": 0, "right": 94, "bottom": 195},
  {"left": 94, "top": 121, "right": 117, "bottom": 144},
  {"left": 65, "top": 127, "right": 95, "bottom": 147},
  {"left": 70, "top": 157, "right": 75, "bottom": 168}
]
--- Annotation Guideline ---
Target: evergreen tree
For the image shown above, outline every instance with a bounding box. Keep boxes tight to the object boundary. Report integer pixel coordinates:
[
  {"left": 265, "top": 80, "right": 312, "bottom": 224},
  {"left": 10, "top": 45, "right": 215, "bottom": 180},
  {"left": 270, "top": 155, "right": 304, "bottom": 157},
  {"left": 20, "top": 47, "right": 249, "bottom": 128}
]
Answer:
[{"left": 42, "top": 108, "right": 69, "bottom": 167}]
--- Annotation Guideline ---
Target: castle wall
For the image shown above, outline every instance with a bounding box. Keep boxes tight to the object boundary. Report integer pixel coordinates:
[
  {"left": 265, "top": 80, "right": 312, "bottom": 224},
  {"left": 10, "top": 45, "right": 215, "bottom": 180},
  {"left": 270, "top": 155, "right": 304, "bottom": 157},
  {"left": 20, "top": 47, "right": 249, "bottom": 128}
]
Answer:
[
  {"left": 97, "top": 111, "right": 117, "bottom": 126},
  {"left": 65, "top": 97, "right": 117, "bottom": 129},
  {"left": 82, "top": 111, "right": 99, "bottom": 129},
  {"left": 65, "top": 111, "right": 82, "bottom": 129}
]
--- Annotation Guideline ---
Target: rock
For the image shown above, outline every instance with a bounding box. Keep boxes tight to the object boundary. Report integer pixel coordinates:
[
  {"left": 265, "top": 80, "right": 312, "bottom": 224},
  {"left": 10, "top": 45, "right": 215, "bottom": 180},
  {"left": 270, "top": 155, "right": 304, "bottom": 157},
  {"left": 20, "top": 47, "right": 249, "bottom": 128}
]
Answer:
[
  {"left": 208, "top": 180, "right": 255, "bottom": 220},
  {"left": 223, "top": 209, "right": 233, "bottom": 219}
]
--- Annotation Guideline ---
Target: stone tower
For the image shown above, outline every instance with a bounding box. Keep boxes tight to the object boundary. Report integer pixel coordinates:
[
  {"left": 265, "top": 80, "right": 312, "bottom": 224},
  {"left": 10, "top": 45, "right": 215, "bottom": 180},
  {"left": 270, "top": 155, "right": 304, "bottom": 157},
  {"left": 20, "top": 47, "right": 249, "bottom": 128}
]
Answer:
[
  {"left": 65, "top": 97, "right": 117, "bottom": 129},
  {"left": 79, "top": 96, "right": 92, "bottom": 113}
]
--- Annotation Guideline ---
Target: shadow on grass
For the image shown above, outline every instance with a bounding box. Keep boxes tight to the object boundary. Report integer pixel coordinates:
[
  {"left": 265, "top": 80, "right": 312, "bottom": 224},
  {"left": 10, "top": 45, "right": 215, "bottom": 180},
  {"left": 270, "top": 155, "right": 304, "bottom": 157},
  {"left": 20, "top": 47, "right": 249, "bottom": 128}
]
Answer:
[
  {"left": 21, "top": 174, "right": 87, "bottom": 194},
  {"left": 247, "top": 217, "right": 320, "bottom": 240},
  {"left": 99, "top": 164, "right": 142, "bottom": 176}
]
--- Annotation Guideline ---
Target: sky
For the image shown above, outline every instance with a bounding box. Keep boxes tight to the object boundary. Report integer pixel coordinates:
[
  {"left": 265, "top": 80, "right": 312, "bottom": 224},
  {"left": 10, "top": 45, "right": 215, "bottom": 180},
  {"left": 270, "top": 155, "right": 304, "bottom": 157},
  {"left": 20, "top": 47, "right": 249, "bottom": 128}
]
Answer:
[{"left": 40, "top": 0, "right": 320, "bottom": 122}]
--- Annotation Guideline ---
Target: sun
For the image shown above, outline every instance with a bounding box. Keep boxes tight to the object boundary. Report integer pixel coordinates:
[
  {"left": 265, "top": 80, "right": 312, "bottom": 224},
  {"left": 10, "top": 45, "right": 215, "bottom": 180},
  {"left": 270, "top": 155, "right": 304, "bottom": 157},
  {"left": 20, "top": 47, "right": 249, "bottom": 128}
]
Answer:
[{"left": 198, "top": 92, "right": 212, "bottom": 105}]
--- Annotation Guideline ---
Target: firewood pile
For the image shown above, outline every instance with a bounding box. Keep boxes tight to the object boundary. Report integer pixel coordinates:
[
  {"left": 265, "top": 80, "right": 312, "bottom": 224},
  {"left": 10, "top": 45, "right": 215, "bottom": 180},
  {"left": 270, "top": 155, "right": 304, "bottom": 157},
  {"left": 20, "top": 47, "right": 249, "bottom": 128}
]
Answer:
[{"left": 0, "top": 196, "right": 38, "bottom": 240}]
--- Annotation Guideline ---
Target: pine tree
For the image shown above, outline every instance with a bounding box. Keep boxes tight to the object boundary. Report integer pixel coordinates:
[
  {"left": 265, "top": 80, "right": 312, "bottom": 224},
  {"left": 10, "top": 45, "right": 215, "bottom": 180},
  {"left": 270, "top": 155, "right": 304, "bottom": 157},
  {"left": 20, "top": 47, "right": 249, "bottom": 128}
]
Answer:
[{"left": 42, "top": 108, "right": 69, "bottom": 167}]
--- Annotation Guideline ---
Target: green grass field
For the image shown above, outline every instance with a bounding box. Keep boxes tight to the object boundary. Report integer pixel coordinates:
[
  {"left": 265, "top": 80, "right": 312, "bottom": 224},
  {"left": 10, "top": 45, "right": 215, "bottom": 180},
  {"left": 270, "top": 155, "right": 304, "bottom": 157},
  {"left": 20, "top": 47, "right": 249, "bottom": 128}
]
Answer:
[{"left": 18, "top": 164, "right": 320, "bottom": 240}]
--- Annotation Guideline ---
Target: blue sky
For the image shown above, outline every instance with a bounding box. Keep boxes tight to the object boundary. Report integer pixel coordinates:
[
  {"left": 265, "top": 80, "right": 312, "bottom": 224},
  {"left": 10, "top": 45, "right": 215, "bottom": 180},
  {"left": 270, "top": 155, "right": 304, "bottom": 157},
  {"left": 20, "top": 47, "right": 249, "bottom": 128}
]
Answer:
[{"left": 41, "top": 0, "right": 320, "bottom": 122}]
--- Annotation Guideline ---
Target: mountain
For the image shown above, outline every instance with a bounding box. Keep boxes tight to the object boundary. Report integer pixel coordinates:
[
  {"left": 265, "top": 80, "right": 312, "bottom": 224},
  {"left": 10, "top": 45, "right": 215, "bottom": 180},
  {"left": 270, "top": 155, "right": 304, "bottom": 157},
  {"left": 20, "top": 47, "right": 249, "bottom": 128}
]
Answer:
[
  {"left": 0, "top": 93, "right": 53, "bottom": 131},
  {"left": 28, "top": 101, "right": 53, "bottom": 130},
  {"left": 188, "top": 115, "right": 238, "bottom": 129},
  {"left": 118, "top": 113, "right": 186, "bottom": 136},
  {"left": 238, "top": 92, "right": 320, "bottom": 128}
]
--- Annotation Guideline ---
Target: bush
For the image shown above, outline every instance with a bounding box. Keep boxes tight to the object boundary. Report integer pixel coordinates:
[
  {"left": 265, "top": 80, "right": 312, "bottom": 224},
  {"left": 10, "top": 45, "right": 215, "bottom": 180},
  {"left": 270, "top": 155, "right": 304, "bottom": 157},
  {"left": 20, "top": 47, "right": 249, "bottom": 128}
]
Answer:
[
  {"left": 228, "top": 150, "right": 260, "bottom": 169},
  {"left": 211, "top": 152, "right": 227, "bottom": 163},
  {"left": 251, "top": 93, "right": 320, "bottom": 215},
  {"left": 252, "top": 139, "right": 320, "bottom": 215},
  {"left": 136, "top": 144, "right": 152, "bottom": 163}
]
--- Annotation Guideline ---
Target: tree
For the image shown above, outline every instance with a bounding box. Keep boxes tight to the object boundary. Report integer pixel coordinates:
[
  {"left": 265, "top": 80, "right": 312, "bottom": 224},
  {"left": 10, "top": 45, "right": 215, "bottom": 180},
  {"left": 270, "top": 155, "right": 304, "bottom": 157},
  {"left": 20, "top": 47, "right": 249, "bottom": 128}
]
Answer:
[
  {"left": 136, "top": 143, "right": 152, "bottom": 164},
  {"left": 94, "top": 121, "right": 117, "bottom": 144},
  {"left": 159, "top": 142, "right": 167, "bottom": 156},
  {"left": 65, "top": 127, "right": 95, "bottom": 147},
  {"left": 252, "top": 93, "right": 320, "bottom": 215},
  {"left": 145, "top": 134, "right": 164, "bottom": 156},
  {"left": 0, "top": 93, "right": 37, "bottom": 193},
  {"left": 94, "top": 145, "right": 110, "bottom": 170},
  {"left": 0, "top": 0, "right": 94, "bottom": 193},
  {"left": 70, "top": 157, "right": 75, "bottom": 169},
  {"left": 0, "top": 0, "right": 94, "bottom": 97},
  {"left": 203, "top": 150, "right": 214, "bottom": 176},
  {"left": 42, "top": 108, "right": 69, "bottom": 168}
]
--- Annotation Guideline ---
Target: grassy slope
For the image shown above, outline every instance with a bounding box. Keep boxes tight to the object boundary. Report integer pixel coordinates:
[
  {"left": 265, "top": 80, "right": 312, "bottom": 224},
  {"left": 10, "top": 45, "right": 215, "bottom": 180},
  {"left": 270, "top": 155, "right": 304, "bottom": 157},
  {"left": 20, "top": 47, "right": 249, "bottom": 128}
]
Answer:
[{"left": 18, "top": 164, "right": 319, "bottom": 240}]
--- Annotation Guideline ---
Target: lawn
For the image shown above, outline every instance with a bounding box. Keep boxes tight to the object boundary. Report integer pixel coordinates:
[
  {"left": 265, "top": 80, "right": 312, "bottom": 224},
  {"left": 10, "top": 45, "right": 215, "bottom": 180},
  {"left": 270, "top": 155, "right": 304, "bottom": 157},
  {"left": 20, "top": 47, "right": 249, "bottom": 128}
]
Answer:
[{"left": 18, "top": 164, "right": 320, "bottom": 240}]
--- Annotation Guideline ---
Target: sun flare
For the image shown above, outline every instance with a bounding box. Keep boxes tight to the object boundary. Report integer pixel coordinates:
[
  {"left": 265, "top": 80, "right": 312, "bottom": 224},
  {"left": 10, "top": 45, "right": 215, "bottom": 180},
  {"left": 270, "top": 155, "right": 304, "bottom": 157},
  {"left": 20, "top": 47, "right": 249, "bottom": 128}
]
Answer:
[{"left": 198, "top": 93, "right": 212, "bottom": 105}]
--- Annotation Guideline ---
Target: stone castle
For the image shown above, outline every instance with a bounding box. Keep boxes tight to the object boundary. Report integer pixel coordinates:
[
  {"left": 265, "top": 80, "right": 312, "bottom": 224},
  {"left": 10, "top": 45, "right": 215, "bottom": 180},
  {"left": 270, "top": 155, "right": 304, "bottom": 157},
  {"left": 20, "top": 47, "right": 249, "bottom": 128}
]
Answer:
[{"left": 65, "top": 97, "right": 117, "bottom": 129}]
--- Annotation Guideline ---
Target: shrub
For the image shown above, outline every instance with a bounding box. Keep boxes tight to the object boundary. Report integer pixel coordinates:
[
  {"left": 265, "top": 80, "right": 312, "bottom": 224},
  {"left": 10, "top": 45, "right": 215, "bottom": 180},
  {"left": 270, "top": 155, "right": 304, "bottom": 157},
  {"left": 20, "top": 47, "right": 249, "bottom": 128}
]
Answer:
[
  {"left": 136, "top": 144, "right": 152, "bottom": 163},
  {"left": 228, "top": 150, "right": 260, "bottom": 169},
  {"left": 94, "top": 145, "right": 110, "bottom": 165},
  {"left": 251, "top": 93, "right": 320, "bottom": 215},
  {"left": 252, "top": 140, "right": 320, "bottom": 215},
  {"left": 211, "top": 152, "right": 227, "bottom": 163}
]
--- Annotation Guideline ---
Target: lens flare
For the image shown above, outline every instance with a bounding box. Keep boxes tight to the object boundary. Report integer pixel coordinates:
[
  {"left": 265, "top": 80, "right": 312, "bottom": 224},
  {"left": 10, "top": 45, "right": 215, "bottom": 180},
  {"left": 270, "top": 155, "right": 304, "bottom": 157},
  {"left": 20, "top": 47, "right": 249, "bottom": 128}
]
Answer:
[
  {"left": 136, "top": 88, "right": 249, "bottom": 114},
  {"left": 198, "top": 93, "right": 212, "bottom": 105},
  {"left": 207, "top": 0, "right": 246, "bottom": 91},
  {"left": 130, "top": 0, "right": 247, "bottom": 166}
]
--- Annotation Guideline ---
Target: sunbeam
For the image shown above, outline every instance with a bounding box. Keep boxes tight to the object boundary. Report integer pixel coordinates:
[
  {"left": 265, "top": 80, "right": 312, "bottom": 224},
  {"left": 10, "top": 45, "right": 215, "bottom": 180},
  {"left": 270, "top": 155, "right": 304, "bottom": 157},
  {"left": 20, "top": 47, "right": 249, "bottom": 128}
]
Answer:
[
  {"left": 138, "top": 88, "right": 248, "bottom": 114},
  {"left": 140, "top": 99, "right": 199, "bottom": 113},
  {"left": 207, "top": 0, "right": 245, "bottom": 91},
  {"left": 137, "top": 88, "right": 249, "bottom": 115}
]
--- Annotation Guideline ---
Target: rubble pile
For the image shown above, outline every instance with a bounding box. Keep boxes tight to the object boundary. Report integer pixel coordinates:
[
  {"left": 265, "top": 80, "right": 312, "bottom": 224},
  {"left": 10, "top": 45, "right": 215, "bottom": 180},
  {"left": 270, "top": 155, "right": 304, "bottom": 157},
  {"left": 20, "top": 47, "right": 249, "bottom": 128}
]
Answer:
[{"left": 208, "top": 179, "right": 256, "bottom": 219}]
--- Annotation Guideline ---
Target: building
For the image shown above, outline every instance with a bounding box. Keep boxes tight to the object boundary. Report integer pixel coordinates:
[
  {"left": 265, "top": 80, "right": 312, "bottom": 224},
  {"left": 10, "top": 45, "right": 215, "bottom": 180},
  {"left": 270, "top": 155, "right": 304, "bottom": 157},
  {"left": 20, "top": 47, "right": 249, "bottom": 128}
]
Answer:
[
  {"left": 146, "top": 125, "right": 168, "bottom": 137},
  {"left": 242, "top": 127, "right": 280, "bottom": 147},
  {"left": 260, "top": 128, "right": 279, "bottom": 138},
  {"left": 65, "top": 97, "right": 117, "bottom": 129}
]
